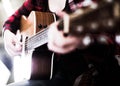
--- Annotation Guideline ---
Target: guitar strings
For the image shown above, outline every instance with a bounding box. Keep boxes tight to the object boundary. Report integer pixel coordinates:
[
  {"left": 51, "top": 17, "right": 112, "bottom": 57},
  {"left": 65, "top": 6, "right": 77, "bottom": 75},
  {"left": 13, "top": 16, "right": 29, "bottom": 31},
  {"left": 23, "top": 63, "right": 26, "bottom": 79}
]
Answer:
[{"left": 25, "top": 28, "right": 48, "bottom": 50}]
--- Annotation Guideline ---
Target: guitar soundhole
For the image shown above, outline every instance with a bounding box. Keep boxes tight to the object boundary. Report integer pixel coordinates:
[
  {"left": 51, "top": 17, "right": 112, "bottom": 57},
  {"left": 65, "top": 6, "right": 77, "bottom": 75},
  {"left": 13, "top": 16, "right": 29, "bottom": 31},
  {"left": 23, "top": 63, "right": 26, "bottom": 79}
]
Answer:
[
  {"left": 38, "top": 24, "right": 48, "bottom": 29},
  {"left": 43, "top": 25, "right": 47, "bottom": 28},
  {"left": 38, "top": 24, "right": 42, "bottom": 29}
]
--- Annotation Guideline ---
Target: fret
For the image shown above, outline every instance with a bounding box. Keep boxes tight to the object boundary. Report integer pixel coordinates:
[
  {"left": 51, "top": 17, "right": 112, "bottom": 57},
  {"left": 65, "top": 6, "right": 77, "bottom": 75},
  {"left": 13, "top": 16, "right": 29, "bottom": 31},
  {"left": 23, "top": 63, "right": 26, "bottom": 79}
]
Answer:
[{"left": 26, "top": 28, "right": 48, "bottom": 50}]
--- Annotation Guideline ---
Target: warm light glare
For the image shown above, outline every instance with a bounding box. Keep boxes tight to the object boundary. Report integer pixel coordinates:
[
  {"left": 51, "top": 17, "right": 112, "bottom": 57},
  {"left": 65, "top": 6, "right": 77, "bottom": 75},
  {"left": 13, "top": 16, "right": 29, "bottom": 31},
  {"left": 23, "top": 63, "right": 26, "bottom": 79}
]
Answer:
[{"left": 13, "top": 55, "right": 32, "bottom": 82}]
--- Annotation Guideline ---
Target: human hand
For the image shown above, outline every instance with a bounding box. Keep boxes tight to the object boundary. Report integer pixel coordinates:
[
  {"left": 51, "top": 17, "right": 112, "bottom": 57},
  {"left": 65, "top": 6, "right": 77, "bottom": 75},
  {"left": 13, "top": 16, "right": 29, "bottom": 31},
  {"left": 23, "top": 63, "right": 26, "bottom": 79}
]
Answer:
[
  {"left": 3, "top": 30, "right": 22, "bottom": 57},
  {"left": 47, "top": 12, "right": 92, "bottom": 54}
]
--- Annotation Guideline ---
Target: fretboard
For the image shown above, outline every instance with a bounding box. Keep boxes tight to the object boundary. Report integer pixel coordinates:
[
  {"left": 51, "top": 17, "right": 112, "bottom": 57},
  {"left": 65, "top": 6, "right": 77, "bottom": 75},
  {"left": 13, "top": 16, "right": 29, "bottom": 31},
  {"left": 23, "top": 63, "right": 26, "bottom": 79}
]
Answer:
[{"left": 25, "top": 28, "right": 48, "bottom": 51}]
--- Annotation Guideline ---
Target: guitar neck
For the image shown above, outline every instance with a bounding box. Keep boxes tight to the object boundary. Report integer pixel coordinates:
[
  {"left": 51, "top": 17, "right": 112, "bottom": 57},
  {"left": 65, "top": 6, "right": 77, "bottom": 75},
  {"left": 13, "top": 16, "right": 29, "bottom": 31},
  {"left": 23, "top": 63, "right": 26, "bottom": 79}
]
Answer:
[{"left": 25, "top": 28, "right": 48, "bottom": 51}]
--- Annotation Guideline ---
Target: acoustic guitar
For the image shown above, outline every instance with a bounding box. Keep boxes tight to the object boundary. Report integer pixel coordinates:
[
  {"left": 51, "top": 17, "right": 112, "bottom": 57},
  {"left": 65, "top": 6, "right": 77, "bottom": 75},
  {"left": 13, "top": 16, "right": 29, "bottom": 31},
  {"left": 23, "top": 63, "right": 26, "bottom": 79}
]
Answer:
[
  {"left": 13, "top": 11, "right": 56, "bottom": 82},
  {"left": 13, "top": 0, "right": 120, "bottom": 82}
]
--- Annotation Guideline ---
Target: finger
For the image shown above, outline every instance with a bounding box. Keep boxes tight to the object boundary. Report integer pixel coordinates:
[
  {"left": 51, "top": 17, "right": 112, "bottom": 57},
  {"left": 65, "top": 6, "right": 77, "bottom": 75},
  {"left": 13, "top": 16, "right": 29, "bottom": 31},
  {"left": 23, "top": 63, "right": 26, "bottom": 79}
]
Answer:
[
  {"left": 5, "top": 45, "right": 21, "bottom": 57},
  {"left": 48, "top": 41, "right": 75, "bottom": 54},
  {"left": 16, "top": 30, "right": 21, "bottom": 40},
  {"left": 55, "top": 11, "right": 67, "bottom": 18},
  {"left": 6, "top": 42, "right": 22, "bottom": 54},
  {"left": 15, "top": 30, "right": 23, "bottom": 44}
]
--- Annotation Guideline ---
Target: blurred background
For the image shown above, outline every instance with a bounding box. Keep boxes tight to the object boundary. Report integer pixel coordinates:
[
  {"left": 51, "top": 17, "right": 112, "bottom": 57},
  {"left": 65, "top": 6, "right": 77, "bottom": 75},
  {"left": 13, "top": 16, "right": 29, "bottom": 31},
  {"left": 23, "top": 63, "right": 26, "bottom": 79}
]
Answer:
[{"left": 0, "top": 0, "right": 25, "bottom": 85}]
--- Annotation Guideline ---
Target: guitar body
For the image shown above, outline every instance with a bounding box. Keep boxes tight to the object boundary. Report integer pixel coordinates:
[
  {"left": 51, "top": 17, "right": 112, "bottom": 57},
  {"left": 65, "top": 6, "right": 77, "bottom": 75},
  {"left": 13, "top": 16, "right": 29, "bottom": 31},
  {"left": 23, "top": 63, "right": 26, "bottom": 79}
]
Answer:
[{"left": 13, "top": 11, "right": 56, "bottom": 82}]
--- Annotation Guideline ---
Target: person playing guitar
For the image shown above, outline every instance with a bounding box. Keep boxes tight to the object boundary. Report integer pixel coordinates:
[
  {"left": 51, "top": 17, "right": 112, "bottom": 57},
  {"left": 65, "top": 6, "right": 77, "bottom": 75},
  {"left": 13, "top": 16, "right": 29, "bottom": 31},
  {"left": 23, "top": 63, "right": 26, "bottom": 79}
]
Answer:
[{"left": 3, "top": 0, "right": 120, "bottom": 86}]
